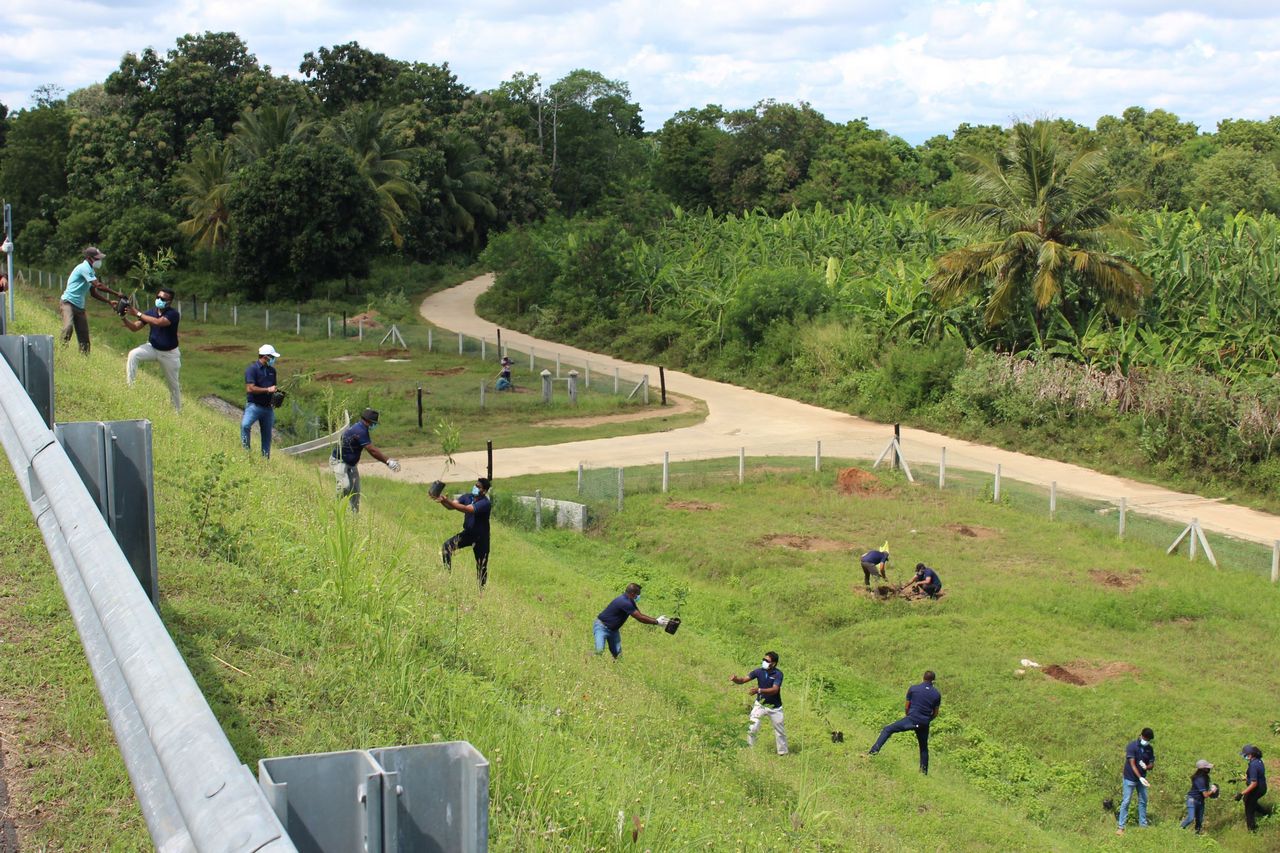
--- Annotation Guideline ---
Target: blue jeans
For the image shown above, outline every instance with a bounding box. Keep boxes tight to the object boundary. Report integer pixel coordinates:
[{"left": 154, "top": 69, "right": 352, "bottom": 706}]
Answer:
[
  {"left": 593, "top": 619, "right": 621, "bottom": 658},
  {"left": 1180, "top": 795, "right": 1203, "bottom": 831},
  {"left": 1118, "top": 778, "right": 1148, "bottom": 828},
  {"left": 869, "top": 716, "right": 931, "bottom": 774},
  {"left": 241, "top": 403, "right": 275, "bottom": 457}
]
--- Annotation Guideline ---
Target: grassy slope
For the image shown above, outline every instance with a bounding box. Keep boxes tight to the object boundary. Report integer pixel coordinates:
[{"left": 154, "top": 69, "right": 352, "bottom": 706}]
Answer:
[{"left": 0, "top": 296, "right": 1276, "bottom": 851}]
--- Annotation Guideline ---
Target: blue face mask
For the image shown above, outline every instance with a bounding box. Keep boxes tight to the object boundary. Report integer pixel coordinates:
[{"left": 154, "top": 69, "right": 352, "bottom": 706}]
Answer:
[
  {"left": 471, "top": 485, "right": 480, "bottom": 496},
  {"left": 155, "top": 298, "right": 169, "bottom": 308},
  {"left": 369, "top": 421, "right": 378, "bottom": 430},
  {"left": 267, "top": 356, "right": 277, "bottom": 366}
]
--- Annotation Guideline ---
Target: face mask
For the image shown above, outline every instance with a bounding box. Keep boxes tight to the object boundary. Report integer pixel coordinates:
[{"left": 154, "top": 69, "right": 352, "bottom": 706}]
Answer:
[
  {"left": 1139, "top": 739, "right": 1149, "bottom": 746},
  {"left": 155, "top": 298, "right": 168, "bottom": 308},
  {"left": 369, "top": 421, "right": 378, "bottom": 430},
  {"left": 471, "top": 486, "right": 480, "bottom": 496},
  {"left": 92, "top": 259, "right": 103, "bottom": 270},
  {"left": 267, "top": 356, "right": 277, "bottom": 366},
  {"left": 761, "top": 660, "right": 772, "bottom": 669}
]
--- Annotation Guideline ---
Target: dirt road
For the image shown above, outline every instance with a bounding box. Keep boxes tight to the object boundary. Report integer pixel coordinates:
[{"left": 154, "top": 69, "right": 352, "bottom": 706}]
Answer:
[{"left": 397, "top": 274, "right": 1280, "bottom": 548}]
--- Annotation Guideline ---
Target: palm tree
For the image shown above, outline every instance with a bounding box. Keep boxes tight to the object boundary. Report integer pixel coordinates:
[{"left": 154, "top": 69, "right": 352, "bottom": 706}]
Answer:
[
  {"left": 438, "top": 129, "right": 497, "bottom": 245},
  {"left": 928, "top": 121, "right": 1151, "bottom": 337},
  {"left": 325, "top": 107, "right": 422, "bottom": 248},
  {"left": 230, "top": 104, "right": 315, "bottom": 163},
  {"left": 176, "top": 143, "right": 233, "bottom": 252}
]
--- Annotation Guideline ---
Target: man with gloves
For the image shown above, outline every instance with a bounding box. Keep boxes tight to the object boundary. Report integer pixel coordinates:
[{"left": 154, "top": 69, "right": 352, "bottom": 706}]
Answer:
[
  {"left": 592, "top": 582, "right": 669, "bottom": 658},
  {"left": 731, "top": 651, "right": 788, "bottom": 755},
  {"left": 332, "top": 407, "right": 399, "bottom": 512}
]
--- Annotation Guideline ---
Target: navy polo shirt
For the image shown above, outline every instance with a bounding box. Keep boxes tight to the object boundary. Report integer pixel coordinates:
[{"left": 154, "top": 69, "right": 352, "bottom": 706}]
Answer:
[
  {"left": 1187, "top": 773, "right": 1211, "bottom": 799},
  {"left": 597, "top": 594, "right": 637, "bottom": 631},
  {"left": 915, "top": 567, "right": 941, "bottom": 588},
  {"left": 748, "top": 666, "right": 783, "bottom": 708},
  {"left": 1248, "top": 757, "right": 1267, "bottom": 796},
  {"left": 245, "top": 360, "right": 277, "bottom": 406},
  {"left": 1123, "top": 740, "right": 1155, "bottom": 782},
  {"left": 143, "top": 307, "right": 180, "bottom": 351},
  {"left": 459, "top": 493, "right": 491, "bottom": 541},
  {"left": 905, "top": 682, "right": 941, "bottom": 723},
  {"left": 862, "top": 550, "right": 889, "bottom": 565},
  {"left": 339, "top": 421, "right": 372, "bottom": 464}
]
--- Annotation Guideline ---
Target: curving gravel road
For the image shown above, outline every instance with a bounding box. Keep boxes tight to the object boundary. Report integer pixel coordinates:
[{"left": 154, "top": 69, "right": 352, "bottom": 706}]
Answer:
[{"left": 391, "top": 274, "right": 1280, "bottom": 549}]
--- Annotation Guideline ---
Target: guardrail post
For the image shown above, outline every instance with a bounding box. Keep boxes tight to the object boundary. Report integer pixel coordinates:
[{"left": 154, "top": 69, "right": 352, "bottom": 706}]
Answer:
[{"left": 0, "top": 335, "right": 54, "bottom": 427}]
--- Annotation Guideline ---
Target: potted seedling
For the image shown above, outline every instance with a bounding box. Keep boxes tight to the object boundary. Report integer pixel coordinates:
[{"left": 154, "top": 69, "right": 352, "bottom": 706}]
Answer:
[{"left": 428, "top": 419, "right": 462, "bottom": 498}]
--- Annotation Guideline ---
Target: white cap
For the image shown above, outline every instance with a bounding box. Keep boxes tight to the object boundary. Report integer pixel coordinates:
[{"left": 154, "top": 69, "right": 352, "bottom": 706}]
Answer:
[{"left": 258, "top": 344, "right": 281, "bottom": 357}]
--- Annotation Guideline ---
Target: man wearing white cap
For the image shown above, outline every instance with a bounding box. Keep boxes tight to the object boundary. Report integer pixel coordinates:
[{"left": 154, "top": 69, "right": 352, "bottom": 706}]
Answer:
[{"left": 243, "top": 344, "right": 280, "bottom": 457}]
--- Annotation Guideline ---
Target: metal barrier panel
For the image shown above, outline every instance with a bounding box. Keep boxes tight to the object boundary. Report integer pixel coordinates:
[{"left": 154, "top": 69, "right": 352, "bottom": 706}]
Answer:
[
  {"left": 54, "top": 420, "right": 159, "bottom": 605},
  {"left": 260, "top": 742, "right": 489, "bottom": 853},
  {"left": 0, "top": 335, "right": 54, "bottom": 427}
]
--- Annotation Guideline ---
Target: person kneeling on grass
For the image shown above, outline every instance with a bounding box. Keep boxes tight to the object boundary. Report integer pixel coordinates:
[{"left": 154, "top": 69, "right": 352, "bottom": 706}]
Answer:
[
  {"left": 906, "top": 563, "right": 942, "bottom": 599},
  {"left": 592, "top": 583, "right": 668, "bottom": 659},
  {"left": 731, "top": 651, "right": 788, "bottom": 756}
]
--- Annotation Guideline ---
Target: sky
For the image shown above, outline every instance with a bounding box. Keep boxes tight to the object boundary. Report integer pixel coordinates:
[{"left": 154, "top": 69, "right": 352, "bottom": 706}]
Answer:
[{"left": 4, "top": 0, "right": 1280, "bottom": 143}]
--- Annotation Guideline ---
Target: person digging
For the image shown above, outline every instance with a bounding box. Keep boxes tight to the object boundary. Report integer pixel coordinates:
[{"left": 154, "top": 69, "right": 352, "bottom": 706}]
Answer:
[
  {"left": 903, "top": 563, "right": 942, "bottom": 599},
  {"left": 859, "top": 544, "right": 890, "bottom": 589}
]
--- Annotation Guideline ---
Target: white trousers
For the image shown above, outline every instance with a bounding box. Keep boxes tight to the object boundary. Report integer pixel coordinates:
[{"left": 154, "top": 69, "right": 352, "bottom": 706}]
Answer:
[
  {"left": 747, "top": 702, "right": 788, "bottom": 754},
  {"left": 127, "top": 343, "right": 182, "bottom": 411}
]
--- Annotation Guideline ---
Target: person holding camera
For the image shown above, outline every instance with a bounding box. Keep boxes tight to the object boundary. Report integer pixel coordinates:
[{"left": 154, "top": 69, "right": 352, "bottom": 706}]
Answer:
[
  {"left": 731, "top": 651, "right": 788, "bottom": 755},
  {"left": 332, "top": 408, "right": 400, "bottom": 512},
  {"left": 437, "top": 477, "right": 493, "bottom": 588},
  {"left": 242, "top": 344, "right": 280, "bottom": 458},
  {"left": 1237, "top": 744, "right": 1271, "bottom": 832},
  {"left": 1116, "top": 727, "right": 1156, "bottom": 834},
  {"left": 122, "top": 286, "right": 181, "bottom": 411},
  {"left": 60, "top": 247, "right": 124, "bottom": 354},
  {"left": 591, "top": 582, "right": 667, "bottom": 659}
]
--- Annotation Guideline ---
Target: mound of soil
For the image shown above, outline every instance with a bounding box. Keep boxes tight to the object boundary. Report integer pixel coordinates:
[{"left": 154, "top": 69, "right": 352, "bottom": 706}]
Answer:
[
  {"left": 759, "top": 534, "right": 849, "bottom": 552},
  {"left": 1089, "top": 570, "right": 1142, "bottom": 590},
  {"left": 348, "top": 310, "right": 381, "bottom": 329},
  {"left": 198, "top": 344, "right": 246, "bottom": 353},
  {"left": 1044, "top": 661, "right": 1138, "bottom": 686},
  {"left": 836, "top": 468, "right": 880, "bottom": 495},
  {"left": 944, "top": 523, "right": 998, "bottom": 539},
  {"left": 424, "top": 366, "right": 467, "bottom": 376},
  {"left": 666, "top": 500, "right": 723, "bottom": 512}
]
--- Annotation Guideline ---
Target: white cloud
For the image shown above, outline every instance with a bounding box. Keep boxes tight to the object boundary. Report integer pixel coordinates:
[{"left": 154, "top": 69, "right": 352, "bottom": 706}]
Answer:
[{"left": 3, "top": 0, "right": 1280, "bottom": 142}]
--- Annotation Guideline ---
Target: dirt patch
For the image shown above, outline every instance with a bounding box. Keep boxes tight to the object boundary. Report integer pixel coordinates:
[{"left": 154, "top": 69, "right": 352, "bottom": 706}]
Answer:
[
  {"left": 423, "top": 366, "right": 467, "bottom": 377},
  {"left": 360, "top": 348, "right": 409, "bottom": 357},
  {"left": 331, "top": 355, "right": 373, "bottom": 362},
  {"left": 666, "top": 500, "right": 723, "bottom": 512},
  {"left": 316, "top": 372, "right": 353, "bottom": 381},
  {"left": 197, "top": 344, "right": 247, "bottom": 353},
  {"left": 348, "top": 310, "right": 381, "bottom": 329},
  {"left": 1043, "top": 661, "right": 1139, "bottom": 686},
  {"left": 943, "top": 523, "right": 999, "bottom": 539},
  {"left": 836, "top": 468, "right": 881, "bottom": 496},
  {"left": 758, "top": 534, "right": 849, "bottom": 552},
  {"left": 1089, "top": 570, "right": 1142, "bottom": 590},
  {"left": 534, "top": 394, "right": 698, "bottom": 428}
]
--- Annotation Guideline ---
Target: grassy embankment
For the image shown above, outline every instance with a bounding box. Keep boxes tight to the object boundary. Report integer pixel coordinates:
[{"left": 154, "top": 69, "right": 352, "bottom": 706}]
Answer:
[{"left": 1, "top": 295, "right": 1278, "bottom": 851}]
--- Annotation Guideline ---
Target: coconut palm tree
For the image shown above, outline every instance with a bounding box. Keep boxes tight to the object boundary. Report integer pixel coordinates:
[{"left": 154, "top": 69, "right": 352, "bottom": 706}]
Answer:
[
  {"left": 928, "top": 121, "right": 1151, "bottom": 339},
  {"left": 230, "top": 103, "right": 315, "bottom": 164},
  {"left": 176, "top": 143, "right": 233, "bottom": 252},
  {"left": 437, "top": 129, "right": 497, "bottom": 245},
  {"left": 325, "top": 106, "right": 422, "bottom": 247}
]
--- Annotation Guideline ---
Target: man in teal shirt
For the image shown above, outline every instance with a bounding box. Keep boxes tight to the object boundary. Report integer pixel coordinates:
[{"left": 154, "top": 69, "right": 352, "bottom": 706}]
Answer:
[{"left": 60, "top": 246, "right": 122, "bottom": 354}]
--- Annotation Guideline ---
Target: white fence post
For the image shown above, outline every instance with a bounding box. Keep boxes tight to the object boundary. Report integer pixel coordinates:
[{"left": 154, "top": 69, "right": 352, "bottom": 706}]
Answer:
[
  {"left": 815, "top": 440, "right": 821, "bottom": 472},
  {"left": 555, "top": 353, "right": 561, "bottom": 378},
  {"left": 577, "top": 462, "right": 584, "bottom": 496},
  {"left": 585, "top": 361, "right": 591, "bottom": 388},
  {"left": 1119, "top": 497, "right": 1127, "bottom": 538},
  {"left": 265, "top": 308, "right": 270, "bottom": 330},
  {"left": 479, "top": 383, "right": 485, "bottom": 409},
  {"left": 296, "top": 313, "right": 301, "bottom": 336},
  {"left": 1189, "top": 518, "right": 1198, "bottom": 561},
  {"left": 233, "top": 305, "right": 238, "bottom": 325},
  {"left": 529, "top": 348, "right": 535, "bottom": 370},
  {"left": 1049, "top": 481, "right": 1056, "bottom": 519},
  {"left": 481, "top": 339, "right": 486, "bottom": 360},
  {"left": 662, "top": 451, "right": 669, "bottom": 493},
  {"left": 739, "top": 447, "right": 745, "bottom": 485},
  {"left": 614, "top": 368, "right": 619, "bottom": 394},
  {"left": 1272, "top": 541, "right": 1278, "bottom": 583},
  {"left": 642, "top": 375, "right": 649, "bottom": 404},
  {"left": 616, "top": 468, "right": 624, "bottom": 513},
  {"left": 993, "top": 464, "right": 1001, "bottom": 502},
  {"left": 939, "top": 447, "right": 946, "bottom": 490},
  {"left": 458, "top": 331, "right": 463, "bottom": 354},
  {"left": 534, "top": 489, "right": 543, "bottom": 531},
  {"left": 427, "top": 328, "right": 432, "bottom": 351},
  {"left": 327, "top": 316, "right": 332, "bottom": 338},
  {"left": 358, "top": 318, "right": 363, "bottom": 340}
]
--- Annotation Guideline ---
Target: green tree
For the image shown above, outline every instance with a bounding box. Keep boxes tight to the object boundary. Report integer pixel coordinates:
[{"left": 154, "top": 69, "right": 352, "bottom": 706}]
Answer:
[
  {"left": 175, "top": 142, "right": 233, "bottom": 251},
  {"left": 795, "top": 119, "right": 917, "bottom": 208},
  {"left": 324, "top": 106, "right": 421, "bottom": 247},
  {"left": 230, "top": 103, "right": 315, "bottom": 163},
  {"left": 0, "top": 103, "right": 70, "bottom": 237},
  {"left": 1188, "top": 147, "right": 1280, "bottom": 215},
  {"left": 227, "top": 142, "right": 382, "bottom": 299},
  {"left": 545, "top": 69, "right": 647, "bottom": 215},
  {"left": 710, "top": 100, "right": 830, "bottom": 214},
  {"left": 928, "top": 121, "right": 1150, "bottom": 339},
  {"left": 433, "top": 129, "right": 497, "bottom": 245},
  {"left": 299, "top": 41, "right": 402, "bottom": 113},
  {"left": 653, "top": 106, "right": 727, "bottom": 211}
]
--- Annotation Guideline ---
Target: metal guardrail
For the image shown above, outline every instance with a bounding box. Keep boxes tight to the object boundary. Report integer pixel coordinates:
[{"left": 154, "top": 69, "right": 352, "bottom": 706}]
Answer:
[{"left": 0, "top": 338, "right": 296, "bottom": 853}]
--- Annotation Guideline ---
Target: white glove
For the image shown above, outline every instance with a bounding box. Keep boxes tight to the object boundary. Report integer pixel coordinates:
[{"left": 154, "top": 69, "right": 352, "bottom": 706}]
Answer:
[
  {"left": 1138, "top": 776, "right": 1150, "bottom": 788},
  {"left": 0, "top": 239, "right": 12, "bottom": 254},
  {"left": 387, "top": 459, "right": 401, "bottom": 472},
  {"left": 656, "top": 615, "right": 670, "bottom": 626}
]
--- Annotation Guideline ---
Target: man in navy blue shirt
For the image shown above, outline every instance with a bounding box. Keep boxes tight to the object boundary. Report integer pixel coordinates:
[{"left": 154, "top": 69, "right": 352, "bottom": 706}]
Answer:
[
  {"left": 731, "top": 651, "right": 788, "bottom": 755},
  {"left": 860, "top": 546, "right": 889, "bottom": 588},
  {"left": 332, "top": 408, "right": 400, "bottom": 512},
  {"left": 867, "top": 670, "right": 941, "bottom": 774},
  {"left": 1117, "top": 727, "right": 1156, "bottom": 833},
  {"left": 242, "top": 344, "right": 280, "bottom": 458},
  {"left": 592, "top": 582, "right": 667, "bottom": 658},
  {"left": 907, "top": 563, "right": 942, "bottom": 599},
  {"left": 437, "top": 477, "right": 495, "bottom": 587},
  {"left": 122, "top": 286, "right": 182, "bottom": 411},
  {"left": 1237, "top": 744, "right": 1271, "bottom": 832}
]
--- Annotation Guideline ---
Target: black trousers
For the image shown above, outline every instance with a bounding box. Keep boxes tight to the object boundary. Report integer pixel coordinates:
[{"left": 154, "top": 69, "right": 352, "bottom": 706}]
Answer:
[
  {"left": 1244, "top": 791, "right": 1271, "bottom": 831},
  {"left": 442, "top": 531, "right": 490, "bottom": 587},
  {"left": 869, "top": 717, "right": 931, "bottom": 773}
]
